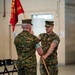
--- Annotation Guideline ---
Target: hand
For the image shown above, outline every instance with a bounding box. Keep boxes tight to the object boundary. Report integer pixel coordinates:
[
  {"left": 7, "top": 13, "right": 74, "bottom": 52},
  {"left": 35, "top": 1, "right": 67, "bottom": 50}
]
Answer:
[
  {"left": 42, "top": 54, "right": 48, "bottom": 60},
  {"left": 30, "top": 30, "right": 34, "bottom": 34},
  {"left": 39, "top": 53, "right": 43, "bottom": 56}
]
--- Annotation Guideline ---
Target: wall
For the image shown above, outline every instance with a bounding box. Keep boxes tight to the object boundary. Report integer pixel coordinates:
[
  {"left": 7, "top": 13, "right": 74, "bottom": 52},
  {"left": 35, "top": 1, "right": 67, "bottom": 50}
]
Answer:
[
  {"left": 65, "top": 0, "right": 75, "bottom": 64},
  {"left": 57, "top": 0, "right": 65, "bottom": 65},
  {"left": 0, "top": 0, "right": 11, "bottom": 59},
  {"left": 0, "top": 0, "right": 65, "bottom": 64}
]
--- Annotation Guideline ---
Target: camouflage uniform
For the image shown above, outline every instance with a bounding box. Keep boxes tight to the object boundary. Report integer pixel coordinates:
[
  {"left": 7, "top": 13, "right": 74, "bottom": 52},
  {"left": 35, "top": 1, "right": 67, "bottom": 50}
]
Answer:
[
  {"left": 14, "top": 30, "right": 40, "bottom": 75},
  {"left": 39, "top": 32, "right": 60, "bottom": 75}
]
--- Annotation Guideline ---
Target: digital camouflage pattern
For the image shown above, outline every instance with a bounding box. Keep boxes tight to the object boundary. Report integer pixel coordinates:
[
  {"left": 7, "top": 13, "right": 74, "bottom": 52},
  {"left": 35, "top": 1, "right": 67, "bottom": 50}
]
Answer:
[
  {"left": 39, "top": 32, "right": 60, "bottom": 75},
  {"left": 14, "top": 30, "right": 40, "bottom": 75}
]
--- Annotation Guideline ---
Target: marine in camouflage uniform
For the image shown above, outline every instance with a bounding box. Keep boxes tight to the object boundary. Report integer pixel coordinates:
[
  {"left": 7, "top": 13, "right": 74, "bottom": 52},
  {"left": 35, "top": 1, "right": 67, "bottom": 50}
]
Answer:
[
  {"left": 14, "top": 19, "right": 43, "bottom": 75},
  {"left": 39, "top": 21, "right": 60, "bottom": 75}
]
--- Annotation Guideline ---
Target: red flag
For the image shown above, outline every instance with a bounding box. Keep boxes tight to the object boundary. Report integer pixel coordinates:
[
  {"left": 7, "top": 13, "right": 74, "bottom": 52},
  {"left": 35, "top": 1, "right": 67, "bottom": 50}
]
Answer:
[{"left": 10, "top": 0, "right": 24, "bottom": 32}]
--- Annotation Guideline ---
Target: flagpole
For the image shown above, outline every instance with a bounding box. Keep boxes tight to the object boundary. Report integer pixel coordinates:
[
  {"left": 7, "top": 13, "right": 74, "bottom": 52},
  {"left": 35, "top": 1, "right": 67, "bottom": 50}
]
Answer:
[
  {"left": 41, "top": 58, "right": 50, "bottom": 75},
  {"left": 23, "top": 13, "right": 27, "bottom": 19}
]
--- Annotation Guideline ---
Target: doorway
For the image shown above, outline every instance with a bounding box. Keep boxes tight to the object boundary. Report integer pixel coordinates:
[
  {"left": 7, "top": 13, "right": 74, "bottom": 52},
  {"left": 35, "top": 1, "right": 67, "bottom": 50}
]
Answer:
[{"left": 32, "top": 14, "right": 54, "bottom": 36}]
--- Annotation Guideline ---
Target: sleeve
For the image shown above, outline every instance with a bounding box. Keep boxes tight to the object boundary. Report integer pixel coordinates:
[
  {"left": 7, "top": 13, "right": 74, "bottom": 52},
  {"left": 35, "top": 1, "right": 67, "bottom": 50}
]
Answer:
[
  {"left": 33, "top": 35, "right": 40, "bottom": 44},
  {"left": 35, "top": 43, "right": 41, "bottom": 48},
  {"left": 53, "top": 35, "right": 60, "bottom": 45},
  {"left": 38, "top": 33, "right": 44, "bottom": 40},
  {"left": 35, "top": 42, "right": 41, "bottom": 49},
  {"left": 53, "top": 40, "right": 59, "bottom": 44}
]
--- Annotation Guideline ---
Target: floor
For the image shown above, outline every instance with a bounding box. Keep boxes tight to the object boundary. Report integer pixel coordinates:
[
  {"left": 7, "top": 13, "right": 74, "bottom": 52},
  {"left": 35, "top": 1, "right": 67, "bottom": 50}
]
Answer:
[
  {"left": 0, "top": 64, "right": 75, "bottom": 75},
  {"left": 58, "top": 64, "right": 75, "bottom": 75}
]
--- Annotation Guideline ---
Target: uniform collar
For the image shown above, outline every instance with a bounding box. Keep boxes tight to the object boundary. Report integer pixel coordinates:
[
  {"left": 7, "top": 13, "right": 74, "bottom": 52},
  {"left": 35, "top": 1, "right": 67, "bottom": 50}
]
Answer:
[{"left": 46, "top": 31, "right": 54, "bottom": 36}]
